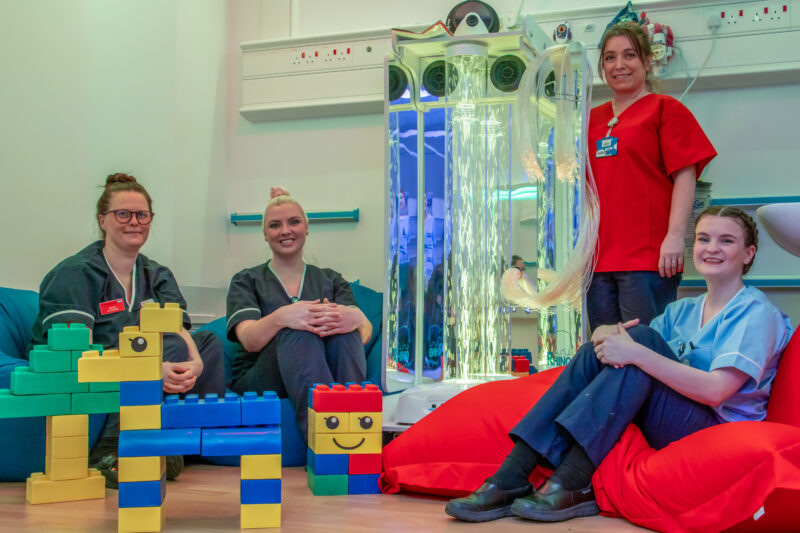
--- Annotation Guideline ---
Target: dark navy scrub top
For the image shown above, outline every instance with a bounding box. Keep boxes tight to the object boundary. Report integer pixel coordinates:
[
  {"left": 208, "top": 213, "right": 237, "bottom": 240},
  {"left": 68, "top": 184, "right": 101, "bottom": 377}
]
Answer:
[
  {"left": 29, "top": 241, "right": 191, "bottom": 352},
  {"left": 225, "top": 261, "right": 356, "bottom": 381}
]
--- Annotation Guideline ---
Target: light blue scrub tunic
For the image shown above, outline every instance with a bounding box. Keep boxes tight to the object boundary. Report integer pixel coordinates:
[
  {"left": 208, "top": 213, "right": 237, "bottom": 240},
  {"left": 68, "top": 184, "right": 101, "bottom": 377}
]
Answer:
[{"left": 650, "top": 286, "right": 793, "bottom": 422}]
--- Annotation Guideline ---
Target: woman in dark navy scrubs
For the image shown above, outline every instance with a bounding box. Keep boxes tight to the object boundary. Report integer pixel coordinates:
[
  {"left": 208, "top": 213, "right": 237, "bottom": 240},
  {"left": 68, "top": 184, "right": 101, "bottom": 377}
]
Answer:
[
  {"left": 30, "top": 173, "right": 225, "bottom": 487},
  {"left": 226, "top": 187, "right": 371, "bottom": 442}
]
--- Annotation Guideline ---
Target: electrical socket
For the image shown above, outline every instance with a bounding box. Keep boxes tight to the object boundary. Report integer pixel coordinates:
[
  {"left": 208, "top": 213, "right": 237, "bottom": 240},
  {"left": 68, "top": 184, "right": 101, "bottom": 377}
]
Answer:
[{"left": 704, "top": 2, "right": 790, "bottom": 35}]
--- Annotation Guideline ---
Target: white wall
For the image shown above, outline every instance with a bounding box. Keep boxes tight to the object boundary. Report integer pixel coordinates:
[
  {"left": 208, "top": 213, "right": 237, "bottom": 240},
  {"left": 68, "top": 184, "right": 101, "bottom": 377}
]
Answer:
[{"left": 0, "top": 0, "right": 228, "bottom": 318}]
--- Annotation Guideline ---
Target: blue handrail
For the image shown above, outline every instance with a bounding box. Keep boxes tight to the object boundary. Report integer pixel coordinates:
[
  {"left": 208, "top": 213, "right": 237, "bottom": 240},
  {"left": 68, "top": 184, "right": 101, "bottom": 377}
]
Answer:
[{"left": 231, "top": 209, "right": 359, "bottom": 226}]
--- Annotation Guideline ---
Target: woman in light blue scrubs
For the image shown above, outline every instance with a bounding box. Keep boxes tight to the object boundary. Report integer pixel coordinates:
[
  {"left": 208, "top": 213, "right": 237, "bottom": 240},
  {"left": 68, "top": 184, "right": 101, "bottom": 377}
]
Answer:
[{"left": 446, "top": 206, "right": 792, "bottom": 524}]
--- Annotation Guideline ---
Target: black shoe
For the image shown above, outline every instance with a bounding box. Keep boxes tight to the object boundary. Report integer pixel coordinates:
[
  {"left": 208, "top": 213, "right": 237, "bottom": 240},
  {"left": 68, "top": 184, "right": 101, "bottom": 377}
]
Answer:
[
  {"left": 511, "top": 479, "right": 599, "bottom": 522},
  {"left": 92, "top": 454, "right": 119, "bottom": 489},
  {"left": 445, "top": 482, "right": 532, "bottom": 522},
  {"left": 166, "top": 455, "right": 184, "bottom": 481},
  {"left": 89, "top": 437, "right": 119, "bottom": 489}
]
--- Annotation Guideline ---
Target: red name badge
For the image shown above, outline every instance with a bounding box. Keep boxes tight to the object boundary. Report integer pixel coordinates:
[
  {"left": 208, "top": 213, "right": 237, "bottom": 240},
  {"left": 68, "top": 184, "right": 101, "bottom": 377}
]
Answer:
[{"left": 99, "top": 299, "right": 125, "bottom": 315}]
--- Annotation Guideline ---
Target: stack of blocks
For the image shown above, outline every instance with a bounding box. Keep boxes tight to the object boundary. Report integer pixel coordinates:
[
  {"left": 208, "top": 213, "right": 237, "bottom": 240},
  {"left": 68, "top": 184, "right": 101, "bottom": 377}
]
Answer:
[
  {"left": 0, "top": 323, "right": 116, "bottom": 504},
  {"left": 511, "top": 355, "right": 530, "bottom": 377},
  {"left": 307, "top": 383, "right": 383, "bottom": 495},
  {"left": 76, "top": 302, "right": 282, "bottom": 531}
]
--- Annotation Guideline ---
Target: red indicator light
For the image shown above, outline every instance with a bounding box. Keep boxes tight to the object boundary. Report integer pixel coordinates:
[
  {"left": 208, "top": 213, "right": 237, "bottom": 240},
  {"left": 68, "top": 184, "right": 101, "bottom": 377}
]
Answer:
[
  {"left": 315, "top": 51, "right": 318, "bottom": 57},
  {"left": 347, "top": 48, "right": 351, "bottom": 54},
  {"left": 764, "top": 7, "right": 768, "bottom": 13},
  {"left": 301, "top": 52, "right": 305, "bottom": 58},
  {"left": 333, "top": 49, "right": 337, "bottom": 55},
  {"left": 739, "top": 9, "right": 743, "bottom": 16},
  {"left": 784, "top": 5, "right": 787, "bottom": 12},
  {"left": 721, "top": 11, "right": 725, "bottom": 17}
]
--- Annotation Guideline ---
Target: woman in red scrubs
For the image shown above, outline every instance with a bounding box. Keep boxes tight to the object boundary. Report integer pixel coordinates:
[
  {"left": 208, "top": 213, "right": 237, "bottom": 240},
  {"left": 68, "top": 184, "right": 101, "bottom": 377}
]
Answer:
[{"left": 586, "top": 22, "right": 717, "bottom": 332}]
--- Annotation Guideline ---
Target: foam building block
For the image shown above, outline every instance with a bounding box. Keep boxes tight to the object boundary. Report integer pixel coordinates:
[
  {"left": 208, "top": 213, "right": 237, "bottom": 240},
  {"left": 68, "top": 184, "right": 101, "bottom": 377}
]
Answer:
[
  {"left": 118, "top": 456, "right": 166, "bottom": 483},
  {"left": 47, "top": 323, "right": 91, "bottom": 351},
  {"left": 240, "top": 454, "right": 281, "bottom": 480},
  {"left": 77, "top": 350, "right": 161, "bottom": 382},
  {"left": 241, "top": 503, "right": 281, "bottom": 529},
  {"left": 161, "top": 393, "right": 242, "bottom": 429},
  {"left": 0, "top": 390, "right": 71, "bottom": 418},
  {"left": 120, "top": 380, "right": 163, "bottom": 406},
  {"left": 240, "top": 479, "right": 281, "bottom": 504},
  {"left": 307, "top": 382, "right": 383, "bottom": 496},
  {"left": 119, "top": 505, "right": 167, "bottom": 533},
  {"left": 47, "top": 414, "right": 89, "bottom": 437},
  {"left": 118, "top": 326, "right": 163, "bottom": 357},
  {"left": 71, "top": 391, "right": 120, "bottom": 415},
  {"left": 120, "top": 404, "right": 162, "bottom": 431},
  {"left": 119, "top": 428, "right": 202, "bottom": 457},
  {"left": 241, "top": 391, "right": 281, "bottom": 425},
  {"left": 26, "top": 469, "right": 105, "bottom": 504},
  {"left": 118, "top": 475, "right": 167, "bottom": 508},
  {"left": 139, "top": 302, "right": 182, "bottom": 333},
  {"left": 29, "top": 347, "right": 71, "bottom": 373},
  {"left": 202, "top": 427, "right": 281, "bottom": 456},
  {"left": 10, "top": 367, "right": 88, "bottom": 395}
]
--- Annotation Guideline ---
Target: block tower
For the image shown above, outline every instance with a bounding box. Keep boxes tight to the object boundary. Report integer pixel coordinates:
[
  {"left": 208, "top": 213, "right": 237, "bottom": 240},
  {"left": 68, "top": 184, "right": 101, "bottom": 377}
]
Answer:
[
  {"left": 77, "top": 302, "right": 282, "bottom": 532},
  {"left": 0, "top": 323, "right": 117, "bottom": 504},
  {"left": 307, "top": 383, "right": 383, "bottom": 495}
]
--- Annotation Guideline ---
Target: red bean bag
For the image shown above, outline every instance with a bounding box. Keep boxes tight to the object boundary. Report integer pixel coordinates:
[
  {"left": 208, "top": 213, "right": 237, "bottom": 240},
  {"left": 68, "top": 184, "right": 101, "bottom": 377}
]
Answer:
[{"left": 380, "top": 330, "right": 800, "bottom": 532}]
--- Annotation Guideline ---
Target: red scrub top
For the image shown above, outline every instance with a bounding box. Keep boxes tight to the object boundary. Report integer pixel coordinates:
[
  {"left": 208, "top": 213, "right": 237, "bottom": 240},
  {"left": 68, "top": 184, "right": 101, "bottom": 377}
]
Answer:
[{"left": 589, "top": 94, "right": 717, "bottom": 272}]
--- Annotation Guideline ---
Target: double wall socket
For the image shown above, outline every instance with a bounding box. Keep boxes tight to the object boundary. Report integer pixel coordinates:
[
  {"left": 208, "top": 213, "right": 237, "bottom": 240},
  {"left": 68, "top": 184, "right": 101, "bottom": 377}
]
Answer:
[{"left": 705, "top": 2, "right": 791, "bottom": 34}]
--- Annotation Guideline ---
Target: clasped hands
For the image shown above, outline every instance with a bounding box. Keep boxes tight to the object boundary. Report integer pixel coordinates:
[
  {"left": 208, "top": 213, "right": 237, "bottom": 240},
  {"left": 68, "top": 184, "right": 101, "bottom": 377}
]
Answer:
[
  {"left": 591, "top": 318, "right": 643, "bottom": 368},
  {"left": 163, "top": 357, "right": 203, "bottom": 394},
  {"left": 279, "top": 298, "right": 360, "bottom": 337}
]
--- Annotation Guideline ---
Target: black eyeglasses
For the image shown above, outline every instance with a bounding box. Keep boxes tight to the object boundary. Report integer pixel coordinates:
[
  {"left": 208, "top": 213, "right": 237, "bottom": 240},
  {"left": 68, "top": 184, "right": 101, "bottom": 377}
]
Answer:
[{"left": 103, "top": 209, "right": 154, "bottom": 224}]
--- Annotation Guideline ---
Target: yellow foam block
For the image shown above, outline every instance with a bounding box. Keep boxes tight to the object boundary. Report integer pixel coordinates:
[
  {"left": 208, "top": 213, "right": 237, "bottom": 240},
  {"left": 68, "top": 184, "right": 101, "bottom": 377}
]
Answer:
[
  {"left": 45, "top": 456, "right": 88, "bottom": 481},
  {"left": 348, "top": 412, "right": 382, "bottom": 433},
  {"left": 309, "top": 432, "right": 382, "bottom": 455},
  {"left": 46, "top": 435, "right": 89, "bottom": 459},
  {"left": 241, "top": 503, "right": 281, "bottom": 529},
  {"left": 78, "top": 350, "right": 161, "bottom": 382},
  {"left": 119, "top": 327, "right": 163, "bottom": 357},
  {"left": 119, "top": 456, "right": 166, "bottom": 483},
  {"left": 46, "top": 414, "right": 89, "bottom": 437},
  {"left": 26, "top": 469, "right": 104, "bottom": 504},
  {"left": 120, "top": 404, "right": 162, "bottom": 430},
  {"left": 241, "top": 454, "right": 281, "bottom": 480},
  {"left": 140, "top": 302, "right": 182, "bottom": 333},
  {"left": 119, "top": 504, "right": 167, "bottom": 533},
  {"left": 308, "top": 409, "right": 350, "bottom": 434}
]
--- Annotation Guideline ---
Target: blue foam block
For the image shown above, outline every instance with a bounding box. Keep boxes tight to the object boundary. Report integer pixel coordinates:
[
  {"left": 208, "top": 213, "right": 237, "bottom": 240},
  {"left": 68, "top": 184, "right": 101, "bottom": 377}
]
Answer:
[
  {"left": 348, "top": 473, "right": 381, "bottom": 495},
  {"left": 120, "top": 380, "right": 163, "bottom": 406},
  {"left": 118, "top": 428, "right": 202, "bottom": 457},
  {"left": 201, "top": 427, "right": 281, "bottom": 456},
  {"left": 118, "top": 474, "right": 166, "bottom": 508},
  {"left": 162, "top": 393, "right": 241, "bottom": 429},
  {"left": 307, "top": 448, "right": 348, "bottom": 475},
  {"left": 240, "top": 391, "right": 280, "bottom": 426},
  {"left": 240, "top": 478, "right": 281, "bottom": 504}
]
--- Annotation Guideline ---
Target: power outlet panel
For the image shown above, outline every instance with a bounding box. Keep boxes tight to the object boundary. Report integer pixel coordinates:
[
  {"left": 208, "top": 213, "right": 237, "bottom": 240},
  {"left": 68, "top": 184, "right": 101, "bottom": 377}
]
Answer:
[{"left": 705, "top": 2, "right": 791, "bottom": 34}]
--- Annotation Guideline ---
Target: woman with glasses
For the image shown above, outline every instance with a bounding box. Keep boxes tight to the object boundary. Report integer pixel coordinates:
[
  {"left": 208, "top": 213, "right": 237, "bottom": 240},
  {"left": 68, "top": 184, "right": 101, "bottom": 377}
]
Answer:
[{"left": 29, "top": 173, "right": 225, "bottom": 487}]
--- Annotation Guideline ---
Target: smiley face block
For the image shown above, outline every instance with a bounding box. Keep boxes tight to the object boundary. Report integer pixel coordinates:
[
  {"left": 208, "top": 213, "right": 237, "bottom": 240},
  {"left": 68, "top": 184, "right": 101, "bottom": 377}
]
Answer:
[{"left": 307, "top": 383, "right": 383, "bottom": 495}]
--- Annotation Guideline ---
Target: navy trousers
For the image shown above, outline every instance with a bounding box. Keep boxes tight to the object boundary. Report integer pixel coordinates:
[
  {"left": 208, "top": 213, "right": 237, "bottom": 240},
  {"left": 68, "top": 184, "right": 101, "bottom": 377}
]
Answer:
[
  {"left": 99, "top": 330, "right": 225, "bottom": 441},
  {"left": 510, "top": 325, "right": 720, "bottom": 468},
  {"left": 231, "top": 329, "right": 366, "bottom": 442},
  {"left": 586, "top": 271, "right": 681, "bottom": 332}
]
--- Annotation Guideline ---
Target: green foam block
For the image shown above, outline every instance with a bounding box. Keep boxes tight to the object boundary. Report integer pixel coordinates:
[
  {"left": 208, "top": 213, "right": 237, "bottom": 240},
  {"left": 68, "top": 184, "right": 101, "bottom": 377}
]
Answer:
[
  {"left": 10, "top": 367, "right": 89, "bottom": 395},
  {"left": 89, "top": 381, "right": 120, "bottom": 392},
  {"left": 0, "top": 389, "right": 71, "bottom": 418},
  {"left": 71, "top": 391, "right": 120, "bottom": 414},
  {"left": 307, "top": 471, "right": 348, "bottom": 496},
  {"left": 47, "top": 323, "right": 91, "bottom": 351},
  {"left": 29, "top": 347, "right": 72, "bottom": 373}
]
